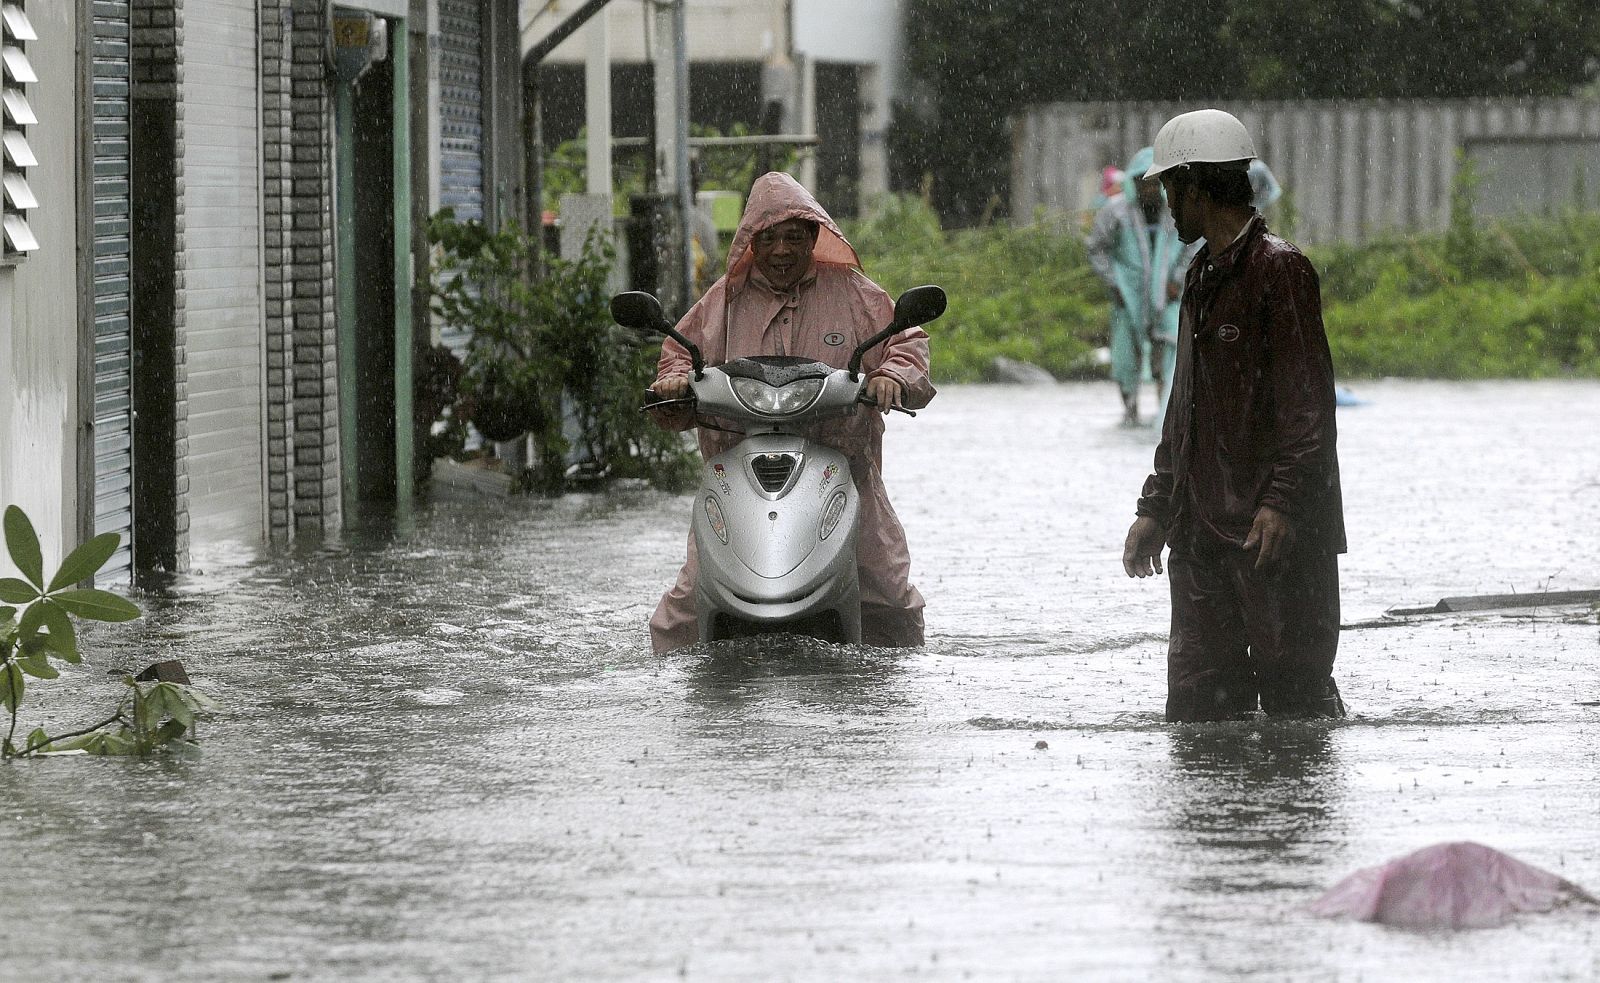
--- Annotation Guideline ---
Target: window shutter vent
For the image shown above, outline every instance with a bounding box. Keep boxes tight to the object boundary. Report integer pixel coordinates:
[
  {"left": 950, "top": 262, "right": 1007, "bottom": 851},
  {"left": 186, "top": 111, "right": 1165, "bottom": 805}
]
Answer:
[{"left": 1, "top": 0, "right": 35, "bottom": 256}]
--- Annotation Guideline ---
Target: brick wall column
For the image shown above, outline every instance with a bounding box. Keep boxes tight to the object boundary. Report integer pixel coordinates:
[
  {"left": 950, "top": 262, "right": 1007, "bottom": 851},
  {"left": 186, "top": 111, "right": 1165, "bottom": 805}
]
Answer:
[
  {"left": 288, "top": 0, "right": 341, "bottom": 533},
  {"left": 260, "top": 0, "right": 297, "bottom": 542}
]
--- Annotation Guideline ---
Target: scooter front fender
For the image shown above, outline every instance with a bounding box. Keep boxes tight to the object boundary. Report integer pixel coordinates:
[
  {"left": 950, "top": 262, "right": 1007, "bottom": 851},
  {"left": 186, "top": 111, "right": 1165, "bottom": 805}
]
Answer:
[{"left": 691, "top": 435, "right": 861, "bottom": 638}]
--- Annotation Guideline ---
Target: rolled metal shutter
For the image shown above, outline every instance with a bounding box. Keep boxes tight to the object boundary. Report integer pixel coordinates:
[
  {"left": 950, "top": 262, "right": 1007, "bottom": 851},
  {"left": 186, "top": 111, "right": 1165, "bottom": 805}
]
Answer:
[
  {"left": 92, "top": 0, "right": 134, "bottom": 582},
  {"left": 183, "top": 0, "right": 264, "bottom": 546},
  {"left": 438, "top": 0, "right": 485, "bottom": 356}
]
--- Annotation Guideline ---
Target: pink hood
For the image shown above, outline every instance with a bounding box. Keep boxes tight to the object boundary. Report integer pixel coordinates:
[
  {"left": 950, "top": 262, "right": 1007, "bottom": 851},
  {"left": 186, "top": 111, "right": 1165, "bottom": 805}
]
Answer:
[{"left": 724, "top": 171, "right": 861, "bottom": 279}]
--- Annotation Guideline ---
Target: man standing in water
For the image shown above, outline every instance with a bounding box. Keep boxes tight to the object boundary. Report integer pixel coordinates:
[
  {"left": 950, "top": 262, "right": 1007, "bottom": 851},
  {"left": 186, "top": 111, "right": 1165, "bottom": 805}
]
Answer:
[
  {"left": 1086, "top": 146, "right": 1189, "bottom": 428},
  {"left": 1121, "top": 110, "right": 1347, "bottom": 722},
  {"left": 648, "top": 171, "right": 934, "bottom": 653}
]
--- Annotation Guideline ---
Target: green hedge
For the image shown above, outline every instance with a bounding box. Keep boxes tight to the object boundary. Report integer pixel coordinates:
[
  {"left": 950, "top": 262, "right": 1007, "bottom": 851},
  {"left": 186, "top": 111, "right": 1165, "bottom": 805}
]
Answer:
[
  {"left": 847, "top": 196, "right": 1107, "bottom": 382},
  {"left": 847, "top": 197, "right": 1600, "bottom": 381}
]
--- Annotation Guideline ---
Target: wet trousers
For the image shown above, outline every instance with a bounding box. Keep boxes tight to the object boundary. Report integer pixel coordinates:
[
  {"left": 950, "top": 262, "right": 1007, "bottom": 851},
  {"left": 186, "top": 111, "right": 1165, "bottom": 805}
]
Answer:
[
  {"left": 1108, "top": 304, "right": 1152, "bottom": 400},
  {"left": 1165, "top": 548, "right": 1345, "bottom": 722}
]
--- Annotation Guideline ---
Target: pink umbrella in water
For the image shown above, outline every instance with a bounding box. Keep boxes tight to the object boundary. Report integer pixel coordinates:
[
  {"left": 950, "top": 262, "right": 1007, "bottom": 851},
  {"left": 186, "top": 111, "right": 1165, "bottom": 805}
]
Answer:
[{"left": 1309, "top": 842, "right": 1597, "bottom": 929}]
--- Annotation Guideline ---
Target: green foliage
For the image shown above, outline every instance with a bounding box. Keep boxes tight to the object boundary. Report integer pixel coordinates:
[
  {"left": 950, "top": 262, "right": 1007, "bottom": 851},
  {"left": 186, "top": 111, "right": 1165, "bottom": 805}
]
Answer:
[
  {"left": 1312, "top": 208, "right": 1600, "bottom": 378},
  {"left": 543, "top": 124, "right": 797, "bottom": 214},
  {"left": 426, "top": 212, "right": 697, "bottom": 491},
  {"left": 38, "top": 679, "right": 217, "bottom": 757},
  {"left": 847, "top": 195, "right": 1107, "bottom": 382},
  {"left": 847, "top": 194, "right": 1600, "bottom": 383},
  {"left": 0, "top": 505, "right": 211, "bottom": 759}
]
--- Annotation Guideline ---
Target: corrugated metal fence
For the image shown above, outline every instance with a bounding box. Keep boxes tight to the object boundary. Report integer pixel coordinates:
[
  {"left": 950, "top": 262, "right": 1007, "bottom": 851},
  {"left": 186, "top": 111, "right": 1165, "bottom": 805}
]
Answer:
[{"left": 1013, "top": 98, "right": 1600, "bottom": 244}]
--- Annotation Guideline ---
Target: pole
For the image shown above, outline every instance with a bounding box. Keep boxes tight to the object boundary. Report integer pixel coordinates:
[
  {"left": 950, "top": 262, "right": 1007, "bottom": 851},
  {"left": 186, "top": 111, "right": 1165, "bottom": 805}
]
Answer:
[
  {"left": 391, "top": 18, "right": 413, "bottom": 518},
  {"left": 671, "top": 0, "right": 693, "bottom": 309},
  {"left": 585, "top": 14, "right": 611, "bottom": 198}
]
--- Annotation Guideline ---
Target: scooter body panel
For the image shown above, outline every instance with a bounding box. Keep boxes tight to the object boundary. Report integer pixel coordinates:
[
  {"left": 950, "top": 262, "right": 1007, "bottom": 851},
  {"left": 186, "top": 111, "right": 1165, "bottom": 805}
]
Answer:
[{"left": 692, "top": 433, "right": 862, "bottom": 642}]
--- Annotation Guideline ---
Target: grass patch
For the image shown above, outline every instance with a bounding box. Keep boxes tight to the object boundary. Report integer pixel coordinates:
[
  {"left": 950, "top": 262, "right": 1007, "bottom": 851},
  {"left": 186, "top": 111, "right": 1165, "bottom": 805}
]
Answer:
[{"left": 846, "top": 196, "right": 1600, "bottom": 382}]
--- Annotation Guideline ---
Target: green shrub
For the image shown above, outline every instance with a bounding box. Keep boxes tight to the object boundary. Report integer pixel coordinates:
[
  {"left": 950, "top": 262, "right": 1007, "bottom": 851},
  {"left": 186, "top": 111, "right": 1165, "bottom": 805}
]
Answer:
[
  {"left": 426, "top": 212, "right": 697, "bottom": 491},
  {"left": 1312, "top": 208, "right": 1600, "bottom": 378},
  {"left": 847, "top": 193, "right": 1600, "bottom": 383},
  {"left": 0, "top": 506, "right": 212, "bottom": 759},
  {"left": 849, "top": 196, "right": 1107, "bottom": 382}
]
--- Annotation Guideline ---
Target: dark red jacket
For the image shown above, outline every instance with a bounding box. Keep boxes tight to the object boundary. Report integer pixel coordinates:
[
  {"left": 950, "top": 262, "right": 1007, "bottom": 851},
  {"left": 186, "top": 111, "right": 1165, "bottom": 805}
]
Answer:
[{"left": 1137, "top": 215, "right": 1346, "bottom": 556}]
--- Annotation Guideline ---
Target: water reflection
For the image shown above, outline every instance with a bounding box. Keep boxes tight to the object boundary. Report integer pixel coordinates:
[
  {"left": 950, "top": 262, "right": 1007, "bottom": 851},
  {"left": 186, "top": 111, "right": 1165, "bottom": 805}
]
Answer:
[
  {"left": 680, "top": 638, "right": 912, "bottom": 724},
  {"left": 1162, "top": 725, "right": 1346, "bottom": 893}
]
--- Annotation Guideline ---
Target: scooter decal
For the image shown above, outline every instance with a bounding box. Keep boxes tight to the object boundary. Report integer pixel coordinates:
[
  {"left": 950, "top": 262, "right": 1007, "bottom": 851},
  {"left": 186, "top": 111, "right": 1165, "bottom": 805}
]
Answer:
[
  {"left": 816, "top": 462, "right": 838, "bottom": 495},
  {"left": 710, "top": 463, "right": 732, "bottom": 495}
]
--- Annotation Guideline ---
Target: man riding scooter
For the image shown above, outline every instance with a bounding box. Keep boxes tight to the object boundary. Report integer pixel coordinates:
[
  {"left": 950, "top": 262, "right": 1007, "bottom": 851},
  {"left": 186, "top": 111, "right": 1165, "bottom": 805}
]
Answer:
[{"left": 646, "top": 171, "right": 935, "bottom": 653}]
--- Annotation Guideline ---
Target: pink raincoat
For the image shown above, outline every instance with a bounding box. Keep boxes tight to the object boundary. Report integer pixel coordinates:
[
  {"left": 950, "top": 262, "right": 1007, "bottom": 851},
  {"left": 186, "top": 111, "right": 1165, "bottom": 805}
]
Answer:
[
  {"left": 649, "top": 172, "right": 935, "bottom": 652},
  {"left": 1308, "top": 841, "right": 1596, "bottom": 929}
]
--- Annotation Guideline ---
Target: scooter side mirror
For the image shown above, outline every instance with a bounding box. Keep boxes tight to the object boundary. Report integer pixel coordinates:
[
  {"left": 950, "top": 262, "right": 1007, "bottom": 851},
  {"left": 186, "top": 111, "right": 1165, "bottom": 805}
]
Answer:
[
  {"left": 893, "top": 285, "right": 947, "bottom": 328},
  {"left": 610, "top": 291, "right": 665, "bottom": 332},
  {"left": 609, "top": 290, "right": 706, "bottom": 379},
  {"left": 848, "top": 284, "right": 947, "bottom": 379}
]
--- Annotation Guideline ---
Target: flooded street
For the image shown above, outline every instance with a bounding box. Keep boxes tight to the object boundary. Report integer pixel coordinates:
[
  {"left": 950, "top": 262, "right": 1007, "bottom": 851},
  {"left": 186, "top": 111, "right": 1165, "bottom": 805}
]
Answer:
[{"left": 4, "top": 379, "right": 1599, "bottom": 981}]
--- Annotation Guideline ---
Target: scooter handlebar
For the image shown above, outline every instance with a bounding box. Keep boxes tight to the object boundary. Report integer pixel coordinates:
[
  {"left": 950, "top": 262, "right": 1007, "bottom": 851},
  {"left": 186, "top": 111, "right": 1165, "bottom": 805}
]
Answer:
[
  {"left": 641, "top": 388, "right": 696, "bottom": 413},
  {"left": 856, "top": 392, "right": 917, "bottom": 417}
]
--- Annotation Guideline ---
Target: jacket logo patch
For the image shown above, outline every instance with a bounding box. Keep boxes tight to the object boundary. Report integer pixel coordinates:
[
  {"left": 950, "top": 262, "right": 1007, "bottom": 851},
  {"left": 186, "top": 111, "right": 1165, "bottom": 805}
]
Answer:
[
  {"left": 822, "top": 332, "right": 846, "bottom": 347},
  {"left": 1217, "top": 324, "right": 1241, "bottom": 342}
]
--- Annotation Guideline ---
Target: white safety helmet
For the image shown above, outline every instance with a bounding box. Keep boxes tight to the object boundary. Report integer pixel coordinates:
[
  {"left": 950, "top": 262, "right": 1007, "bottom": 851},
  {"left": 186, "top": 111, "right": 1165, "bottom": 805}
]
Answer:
[{"left": 1143, "top": 109, "right": 1256, "bottom": 179}]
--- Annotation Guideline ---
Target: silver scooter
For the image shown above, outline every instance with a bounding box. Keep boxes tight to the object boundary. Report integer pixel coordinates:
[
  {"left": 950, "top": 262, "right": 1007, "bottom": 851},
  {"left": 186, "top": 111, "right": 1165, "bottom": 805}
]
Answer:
[{"left": 612, "top": 285, "right": 947, "bottom": 644}]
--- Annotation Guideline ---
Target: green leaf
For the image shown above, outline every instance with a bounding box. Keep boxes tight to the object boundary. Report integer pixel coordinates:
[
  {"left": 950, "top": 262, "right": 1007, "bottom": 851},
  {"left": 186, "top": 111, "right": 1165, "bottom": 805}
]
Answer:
[
  {"left": 46, "top": 733, "right": 103, "bottom": 753},
  {"left": 0, "top": 578, "right": 39, "bottom": 604},
  {"left": 97, "top": 731, "right": 135, "bottom": 756},
  {"left": 174, "top": 684, "right": 218, "bottom": 715},
  {"left": 0, "top": 605, "right": 14, "bottom": 622},
  {"left": 135, "top": 685, "right": 164, "bottom": 733},
  {"left": 165, "top": 693, "right": 195, "bottom": 728},
  {"left": 24, "top": 727, "right": 47, "bottom": 752},
  {"left": 154, "top": 719, "right": 188, "bottom": 744},
  {"left": 3, "top": 506, "right": 44, "bottom": 590},
  {"left": 49, "top": 589, "right": 141, "bottom": 622},
  {"left": 47, "top": 532, "right": 121, "bottom": 592},
  {"left": 15, "top": 652, "right": 58, "bottom": 679},
  {"left": 0, "top": 661, "right": 24, "bottom": 713},
  {"left": 18, "top": 599, "right": 47, "bottom": 639},
  {"left": 36, "top": 601, "right": 77, "bottom": 657}
]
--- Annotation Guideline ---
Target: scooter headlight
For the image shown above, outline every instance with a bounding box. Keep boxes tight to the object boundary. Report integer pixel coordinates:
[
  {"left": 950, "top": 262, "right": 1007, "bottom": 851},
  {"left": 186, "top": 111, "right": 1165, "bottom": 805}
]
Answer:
[
  {"left": 818, "top": 489, "right": 848, "bottom": 540},
  {"left": 704, "top": 494, "right": 729, "bottom": 544},
  {"left": 730, "top": 377, "right": 824, "bottom": 416}
]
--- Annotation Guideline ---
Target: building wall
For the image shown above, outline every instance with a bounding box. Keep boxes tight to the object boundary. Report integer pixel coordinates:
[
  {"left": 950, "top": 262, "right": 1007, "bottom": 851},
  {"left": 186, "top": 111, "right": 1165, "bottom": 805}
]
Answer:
[
  {"left": 793, "top": 0, "right": 903, "bottom": 98},
  {"left": 182, "top": 0, "right": 267, "bottom": 548},
  {"left": 1014, "top": 98, "right": 1600, "bottom": 244},
  {"left": 3, "top": 0, "right": 501, "bottom": 572},
  {"left": 524, "top": 0, "right": 786, "bottom": 64},
  {"left": 0, "top": 1, "right": 80, "bottom": 564}
]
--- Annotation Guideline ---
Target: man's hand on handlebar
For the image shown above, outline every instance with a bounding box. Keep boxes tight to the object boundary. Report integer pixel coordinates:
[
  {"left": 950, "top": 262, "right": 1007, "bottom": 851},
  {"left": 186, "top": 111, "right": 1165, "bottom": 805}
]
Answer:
[
  {"left": 866, "top": 375, "right": 903, "bottom": 414},
  {"left": 654, "top": 374, "right": 691, "bottom": 400}
]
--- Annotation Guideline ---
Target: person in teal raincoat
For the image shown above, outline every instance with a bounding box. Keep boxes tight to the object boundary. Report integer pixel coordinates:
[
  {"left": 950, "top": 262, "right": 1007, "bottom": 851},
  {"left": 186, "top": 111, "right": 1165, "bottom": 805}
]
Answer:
[{"left": 1086, "top": 146, "right": 1192, "bottom": 427}]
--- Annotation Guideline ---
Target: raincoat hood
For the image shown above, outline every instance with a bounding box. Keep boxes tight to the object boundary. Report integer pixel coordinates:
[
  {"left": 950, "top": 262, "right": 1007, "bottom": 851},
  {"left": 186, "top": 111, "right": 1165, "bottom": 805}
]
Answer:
[
  {"left": 1100, "top": 166, "right": 1125, "bottom": 197},
  {"left": 1121, "top": 147, "right": 1156, "bottom": 200},
  {"left": 725, "top": 171, "right": 860, "bottom": 279}
]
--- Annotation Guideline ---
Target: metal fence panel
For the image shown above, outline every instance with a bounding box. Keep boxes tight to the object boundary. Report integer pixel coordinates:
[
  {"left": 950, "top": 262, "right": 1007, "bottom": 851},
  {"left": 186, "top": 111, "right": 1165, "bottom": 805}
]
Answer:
[{"left": 1012, "top": 98, "right": 1600, "bottom": 244}]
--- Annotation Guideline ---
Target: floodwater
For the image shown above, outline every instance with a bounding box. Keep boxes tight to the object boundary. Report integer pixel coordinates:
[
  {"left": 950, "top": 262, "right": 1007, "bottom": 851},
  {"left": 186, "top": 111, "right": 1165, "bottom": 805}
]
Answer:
[{"left": 4, "top": 380, "right": 1599, "bottom": 982}]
